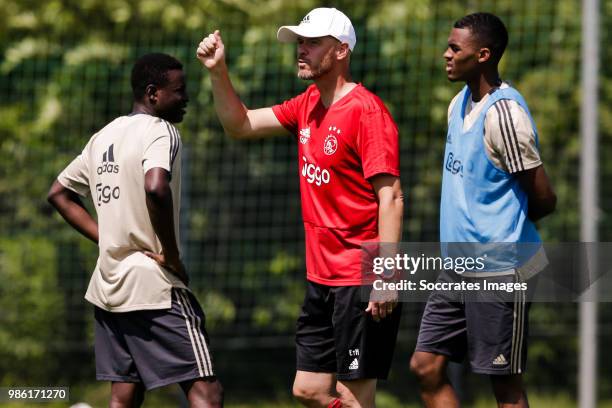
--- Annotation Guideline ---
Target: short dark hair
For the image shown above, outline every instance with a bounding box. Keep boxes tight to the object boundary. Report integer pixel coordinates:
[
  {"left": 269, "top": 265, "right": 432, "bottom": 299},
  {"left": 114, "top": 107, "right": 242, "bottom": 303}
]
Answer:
[
  {"left": 454, "top": 12, "right": 508, "bottom": 64},
  {"left": 131, "top": 53, "right": 183, "bottom": 100}
]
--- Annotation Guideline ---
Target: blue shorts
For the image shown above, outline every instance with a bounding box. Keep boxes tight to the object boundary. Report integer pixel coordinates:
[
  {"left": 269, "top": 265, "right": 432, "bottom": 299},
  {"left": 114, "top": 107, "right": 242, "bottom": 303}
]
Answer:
[{"left": 94, "top": 288, "right": 215, "bottom": 390}]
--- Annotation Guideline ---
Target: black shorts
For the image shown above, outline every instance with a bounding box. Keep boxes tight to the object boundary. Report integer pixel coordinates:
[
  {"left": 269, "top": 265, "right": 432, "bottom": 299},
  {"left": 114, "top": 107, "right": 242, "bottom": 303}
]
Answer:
[
  {"left": 94, "top": 288, "right": 215, "bottom": 390},
  {"left": 296, "top": 281, "right": 402, "bottom": 381},
  {"left": 415, "top": 270, "right": 533, "bottom": 375}
]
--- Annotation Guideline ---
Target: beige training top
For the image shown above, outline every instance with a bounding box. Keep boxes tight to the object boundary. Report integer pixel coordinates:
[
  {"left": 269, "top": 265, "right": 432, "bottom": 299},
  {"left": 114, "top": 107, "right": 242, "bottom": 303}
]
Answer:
[{"left": 58, "top": 113, "right": 187, "bottom": 312}]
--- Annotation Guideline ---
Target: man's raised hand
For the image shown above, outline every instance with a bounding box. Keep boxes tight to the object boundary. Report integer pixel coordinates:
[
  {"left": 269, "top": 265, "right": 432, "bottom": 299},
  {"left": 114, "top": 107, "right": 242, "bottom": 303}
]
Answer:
[{"left": 196, "top": 30, "right": 226, "bottom": 70}]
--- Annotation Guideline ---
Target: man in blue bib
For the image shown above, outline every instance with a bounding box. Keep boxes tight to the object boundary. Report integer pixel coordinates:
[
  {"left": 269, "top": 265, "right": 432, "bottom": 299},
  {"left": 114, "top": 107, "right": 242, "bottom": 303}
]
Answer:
[{"left": 410, "top": 13, "right": 556, "bottom": 408}]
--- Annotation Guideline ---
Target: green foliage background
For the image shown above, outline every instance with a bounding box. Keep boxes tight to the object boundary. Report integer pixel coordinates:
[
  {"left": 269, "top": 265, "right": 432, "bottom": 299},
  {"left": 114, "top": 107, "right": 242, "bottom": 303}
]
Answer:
[{"left": 0, "top": 0, "right": 610, "bottom": 404}]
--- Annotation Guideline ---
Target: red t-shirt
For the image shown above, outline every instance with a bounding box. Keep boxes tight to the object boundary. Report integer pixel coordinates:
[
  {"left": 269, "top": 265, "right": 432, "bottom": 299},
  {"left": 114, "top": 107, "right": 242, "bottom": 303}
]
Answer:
[{"left": 272, "top": 84, "right": 400, "bottom": 286}]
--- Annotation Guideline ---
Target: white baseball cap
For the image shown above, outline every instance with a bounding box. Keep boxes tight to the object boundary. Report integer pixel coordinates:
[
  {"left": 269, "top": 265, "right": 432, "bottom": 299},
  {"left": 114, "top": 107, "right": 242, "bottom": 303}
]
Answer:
[{"left": 277, "top": 8, "right": 357, "bottom": 51}]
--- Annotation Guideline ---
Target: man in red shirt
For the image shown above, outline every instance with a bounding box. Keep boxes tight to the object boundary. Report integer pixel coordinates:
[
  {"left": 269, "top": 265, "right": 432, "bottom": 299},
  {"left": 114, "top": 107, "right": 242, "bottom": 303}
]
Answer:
[{"left": 197, "top": 8, "right": 403, "bottom": 407}]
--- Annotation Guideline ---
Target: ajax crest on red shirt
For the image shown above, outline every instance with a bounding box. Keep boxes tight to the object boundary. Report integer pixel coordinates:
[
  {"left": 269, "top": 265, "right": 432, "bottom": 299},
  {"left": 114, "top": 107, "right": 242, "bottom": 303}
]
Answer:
[{"left": 324, "top": 126, "right": 340, "bottom": 155}]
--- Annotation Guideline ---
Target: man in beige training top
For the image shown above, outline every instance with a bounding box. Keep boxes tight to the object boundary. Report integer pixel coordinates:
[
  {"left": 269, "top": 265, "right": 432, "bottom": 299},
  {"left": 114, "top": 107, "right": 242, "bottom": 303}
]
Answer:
[{"left": 48, "top": 53, "right": 223, "bottom": 408}]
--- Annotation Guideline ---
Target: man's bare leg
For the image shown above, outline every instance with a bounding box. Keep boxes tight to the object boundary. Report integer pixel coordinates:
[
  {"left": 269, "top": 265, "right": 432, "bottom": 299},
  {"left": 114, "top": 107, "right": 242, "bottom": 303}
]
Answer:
[
  {"left": 410, "top": 351, "right": 459, "bottom": 408},
  {"left": 336, "top": 378, "right": 376, "bottom": 407},
  {"left": 180, "top": 378, "right": 224, "bottom": 408},
  {"left": 293, "top": 371, "right": 338, "bottom": 407},
  {"left": 110, "top": 382, "right": 145, "bottom": 408},
  {"left": 490, "top": 374, "right": 529, "bottom": 408}
]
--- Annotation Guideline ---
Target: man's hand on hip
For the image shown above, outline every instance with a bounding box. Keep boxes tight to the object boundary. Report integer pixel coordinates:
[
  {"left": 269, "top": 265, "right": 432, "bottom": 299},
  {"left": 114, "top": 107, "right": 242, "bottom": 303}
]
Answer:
[{"left": 144, "top": 251, "right": 189, "bottom": 286}]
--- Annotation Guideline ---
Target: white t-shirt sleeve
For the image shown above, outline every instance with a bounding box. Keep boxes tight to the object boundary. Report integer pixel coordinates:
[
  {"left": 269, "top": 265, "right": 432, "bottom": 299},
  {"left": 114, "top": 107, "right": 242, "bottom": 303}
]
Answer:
[
  {"left": 57, "top": 139, "right": 92, "bottom": 197},
  {"left": 484, "top": 99, "right": 542, "bottom": 173},
  {"left": 142, "top": 122, "right": 181, "bottom": 174}
]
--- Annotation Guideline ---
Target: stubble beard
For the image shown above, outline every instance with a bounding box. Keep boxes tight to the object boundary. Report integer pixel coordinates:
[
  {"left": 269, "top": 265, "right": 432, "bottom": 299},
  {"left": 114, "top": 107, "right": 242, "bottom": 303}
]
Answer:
[{"left": 297, "top": 53, "right": 334, "bottom": 81}]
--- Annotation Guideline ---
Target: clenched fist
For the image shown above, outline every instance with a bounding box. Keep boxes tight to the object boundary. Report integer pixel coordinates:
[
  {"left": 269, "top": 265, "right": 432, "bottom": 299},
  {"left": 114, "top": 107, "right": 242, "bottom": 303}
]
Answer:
[{"left": 196, "top": 30, "right": 226, "bottom": 70}]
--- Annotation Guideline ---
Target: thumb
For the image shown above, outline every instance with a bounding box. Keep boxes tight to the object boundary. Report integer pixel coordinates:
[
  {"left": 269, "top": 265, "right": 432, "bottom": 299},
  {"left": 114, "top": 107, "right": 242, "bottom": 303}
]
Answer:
[
  {"left": 365, "top": 302, "right": 372, "bottom": 312},
  {"left": 214, "top": 30, "right": 223, "bottom": 45}
]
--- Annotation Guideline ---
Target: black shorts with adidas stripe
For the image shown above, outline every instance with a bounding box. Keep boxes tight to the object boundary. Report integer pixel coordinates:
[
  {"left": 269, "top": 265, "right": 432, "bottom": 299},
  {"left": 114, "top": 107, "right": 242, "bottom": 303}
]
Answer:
[
  {"left": 296, "top": 281, "right": 402, "bottom": 381},
  {"left": 94, "top": 288, "right": 215, "bottom": 390},
  {"left": 415, "top": 270, "right": 534, "bottom": 375}
]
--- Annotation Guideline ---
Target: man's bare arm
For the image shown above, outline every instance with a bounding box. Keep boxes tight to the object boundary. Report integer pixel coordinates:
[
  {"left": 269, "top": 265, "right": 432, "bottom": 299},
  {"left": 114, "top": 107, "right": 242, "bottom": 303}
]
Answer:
[
  {"left": 365, "top": 174, "right": 404, "bottom": 321},
  {"left": 373, "top": 175, "right": 404, "bottom": 244},
  {"left": 144, "top": 168, "right": 188, "bottom": 285},
  {"left": 47, "top": 180, "right": 99, "bottom": 244},
  {"left": 197, "top": 30, "right": 289, "bottom": 139},
  {"left": 516, "top": 164, "right": 556, "bottom": 222}
]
